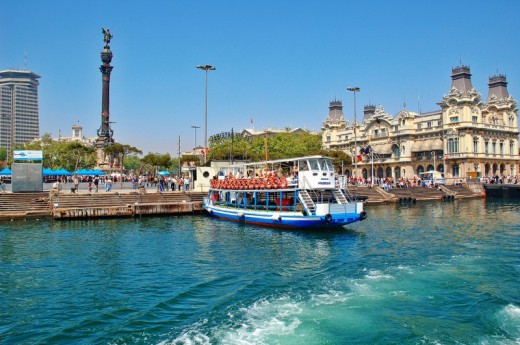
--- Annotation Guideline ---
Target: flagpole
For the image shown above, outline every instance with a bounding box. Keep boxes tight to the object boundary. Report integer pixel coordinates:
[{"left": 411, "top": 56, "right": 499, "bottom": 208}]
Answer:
[{"left": 371, "top": 150, "right": 374, "bottom": 186}]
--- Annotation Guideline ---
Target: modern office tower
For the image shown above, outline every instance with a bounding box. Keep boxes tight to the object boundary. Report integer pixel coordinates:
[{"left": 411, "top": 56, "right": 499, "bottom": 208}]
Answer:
[{"left": 0, "top": 70, "right": 41, "bottom": 155}]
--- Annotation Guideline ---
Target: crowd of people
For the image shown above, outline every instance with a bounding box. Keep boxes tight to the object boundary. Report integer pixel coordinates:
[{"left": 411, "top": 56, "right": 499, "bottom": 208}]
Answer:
[
  {"left": 49, "top": 174, "right": 193, "bottom": 193},
  {"left": 344, "top": 173, "right": 520, "bottom": 190},
  {"left": 480, "top": 174, "right": 519, "bottom": 185}
]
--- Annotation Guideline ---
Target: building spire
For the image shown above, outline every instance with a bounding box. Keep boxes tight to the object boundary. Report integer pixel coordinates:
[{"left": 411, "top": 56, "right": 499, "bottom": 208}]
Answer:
[
  {"left": 451, "top": 65, "right": 473, "bottom": 93},
  {"left": 486, "top": 74, "right": 509, "bottom": 102}
]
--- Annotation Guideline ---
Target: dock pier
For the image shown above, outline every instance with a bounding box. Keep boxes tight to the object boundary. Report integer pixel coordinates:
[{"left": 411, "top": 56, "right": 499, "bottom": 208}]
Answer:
[{"left": 0, "top": 184, "right": 481, "bottom": 220}]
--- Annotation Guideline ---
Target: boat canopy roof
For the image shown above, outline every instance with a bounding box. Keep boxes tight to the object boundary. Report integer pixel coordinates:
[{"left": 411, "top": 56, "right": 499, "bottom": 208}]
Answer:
[{"left": 237, "top": 155, "right": 332, "bottom": 168}]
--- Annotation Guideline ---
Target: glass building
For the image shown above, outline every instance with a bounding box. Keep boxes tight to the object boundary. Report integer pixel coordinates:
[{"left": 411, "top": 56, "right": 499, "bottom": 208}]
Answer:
[{"left": 0, "top": 70, "right": 41, "bottom": 155}]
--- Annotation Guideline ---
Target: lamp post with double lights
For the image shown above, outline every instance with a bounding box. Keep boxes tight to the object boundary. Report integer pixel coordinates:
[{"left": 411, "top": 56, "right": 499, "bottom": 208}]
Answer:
[
  {"left": 347, "top": 87, "right": 360, "bottom": 179},
  {"left": 196, "top": 64, "right": 216, "bottom": 164},
  {"left": 191, "top": 125, "right": 200, "bottom": 150}
]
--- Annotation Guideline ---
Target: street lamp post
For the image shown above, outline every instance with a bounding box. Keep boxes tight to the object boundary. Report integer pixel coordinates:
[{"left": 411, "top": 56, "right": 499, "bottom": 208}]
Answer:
[
  {"left": 347, "top": 87, "right": 360, "bottom": 180},
  {"left": 191, "top": 125, "right": 200, "bottom": 150},
  {"left": 196, "top": 64, "right": 216, "bottom": 164}
]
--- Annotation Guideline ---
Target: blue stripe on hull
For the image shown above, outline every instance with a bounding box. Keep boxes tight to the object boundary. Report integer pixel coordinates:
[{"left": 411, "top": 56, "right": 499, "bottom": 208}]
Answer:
[{"left": 203, "top": 206, "right": 360, "bottom": 229}]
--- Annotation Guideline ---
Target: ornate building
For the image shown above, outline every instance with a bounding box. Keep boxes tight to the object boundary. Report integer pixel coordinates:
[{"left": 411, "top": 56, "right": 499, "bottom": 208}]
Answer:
[{"left": 322, "top": 66, "right": 519, "bottom": 181}]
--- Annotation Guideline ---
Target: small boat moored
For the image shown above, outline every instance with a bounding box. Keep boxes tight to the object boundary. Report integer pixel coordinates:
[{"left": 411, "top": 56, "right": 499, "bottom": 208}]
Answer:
[{"left": 202, "top": 156, "right": 367, "bottom": 229}]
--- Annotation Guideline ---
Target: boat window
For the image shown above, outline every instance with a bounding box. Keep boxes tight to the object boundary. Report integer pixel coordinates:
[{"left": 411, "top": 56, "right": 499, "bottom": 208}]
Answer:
[
  {"left": 320, "top": 159, "right": 333, "bottom": 171},
  {"left": 308, "top": 159, "right": 320, "bottom": 171},
  {"left": 299, "top": 160, "right": 309, "bottom": 171}
]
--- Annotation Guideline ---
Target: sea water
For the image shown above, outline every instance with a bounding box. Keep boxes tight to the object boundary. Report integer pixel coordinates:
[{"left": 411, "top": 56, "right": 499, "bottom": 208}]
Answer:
[{"left": 0, "top": 199, "right": 518, "bottom": 344}]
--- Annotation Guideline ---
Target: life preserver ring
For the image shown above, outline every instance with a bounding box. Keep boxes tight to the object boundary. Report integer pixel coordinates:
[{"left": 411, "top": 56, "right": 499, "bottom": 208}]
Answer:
[
  {"left": 272, "top": 177, "right": 279, "bottom": 188},
  {"left": 324, "top": 214, "right": 332, "bottom": 223},
  {"left": 260, "top": 179, "right": 267, "bottom": 189},
  {"left": 279, "top": 178, "right": 288, "bottom": 189},
  {"left": 248, "top": 179, "right": 255, "bottom": 189}
]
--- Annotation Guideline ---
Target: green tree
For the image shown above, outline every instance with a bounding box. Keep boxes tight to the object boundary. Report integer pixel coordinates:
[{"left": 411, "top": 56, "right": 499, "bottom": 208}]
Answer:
[
  {"left": 124, "top": 155, "right": 141, "bottom": 172},
  {"left": 0, "top": 147, "right": 7, "bottom": 162},
  {"left": 141, "top": 153, "right": 172, "bottom": 175},
  {"left": 18, "top": 140, "right": 96, "bottom": 171},
  {"left": 209, "top": 132, "right": 323, "bottom": 162},
  {"left": 104, "top": 143, "right": 143, "bottom": 188}
]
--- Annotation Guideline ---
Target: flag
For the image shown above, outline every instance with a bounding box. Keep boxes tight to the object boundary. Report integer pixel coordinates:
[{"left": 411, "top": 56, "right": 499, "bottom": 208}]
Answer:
[
  {"left": 357, "top": 155, "right": 363, "bottom": 162},
  {"left": 250, "top": 117, "right": 253, "bottom": 124}
]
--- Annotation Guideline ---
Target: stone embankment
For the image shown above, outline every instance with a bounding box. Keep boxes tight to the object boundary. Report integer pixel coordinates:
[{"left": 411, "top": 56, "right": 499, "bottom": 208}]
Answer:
[
  {"left": 0, "top": 191, "right": 207, "bottom": 220},
  {"left": 0, "top": 185, "right": 481, "bottom": 220}
]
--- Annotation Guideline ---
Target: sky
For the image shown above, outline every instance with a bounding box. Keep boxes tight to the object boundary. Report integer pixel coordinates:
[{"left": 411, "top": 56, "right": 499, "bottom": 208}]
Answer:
[{"left": 1, "top": 0, "right": 519, "bottom": 155}]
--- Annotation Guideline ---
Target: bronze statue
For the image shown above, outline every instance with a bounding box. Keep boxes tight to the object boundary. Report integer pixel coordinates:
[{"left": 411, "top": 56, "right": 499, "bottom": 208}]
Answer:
[{"left": 102, "top": 28, "right": 113, "bottom": 47}]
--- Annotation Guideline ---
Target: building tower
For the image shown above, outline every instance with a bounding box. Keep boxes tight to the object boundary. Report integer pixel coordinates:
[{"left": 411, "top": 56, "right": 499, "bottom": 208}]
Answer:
[
  {"left": 450, "top": 65, "right": 474, "bottom": 93},
  {"left": 0, "top": 70, "right": 41, "bottom": 157}
]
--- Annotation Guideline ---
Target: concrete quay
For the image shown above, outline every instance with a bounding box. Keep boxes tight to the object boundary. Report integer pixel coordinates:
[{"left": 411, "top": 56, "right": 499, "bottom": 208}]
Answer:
[
  {"left": 0, "top": 182, "right": 207, "bottom": 220},
  {"left": 0, "top": 182, "right": 481, "bottom": 221}
]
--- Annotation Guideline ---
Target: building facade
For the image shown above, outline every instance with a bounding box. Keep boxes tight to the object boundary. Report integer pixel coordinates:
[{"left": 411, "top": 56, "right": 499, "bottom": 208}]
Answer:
[
  {"left": 0, "top": 70, "right": 41, "bottom": 155},
  {"left": 322, "top": 66, "right": 519, "bottom": 181}
]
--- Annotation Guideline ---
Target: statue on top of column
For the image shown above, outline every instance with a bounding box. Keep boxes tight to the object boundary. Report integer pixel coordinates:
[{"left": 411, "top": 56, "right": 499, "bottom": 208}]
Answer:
[{"left": 102, "top": 28, "right": 113, "bottom": 48}]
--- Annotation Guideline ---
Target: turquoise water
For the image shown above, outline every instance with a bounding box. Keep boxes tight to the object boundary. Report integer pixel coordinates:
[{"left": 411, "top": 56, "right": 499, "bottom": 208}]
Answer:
[{"left": 1, "top": 199, "right": 519, "bottom": 344}]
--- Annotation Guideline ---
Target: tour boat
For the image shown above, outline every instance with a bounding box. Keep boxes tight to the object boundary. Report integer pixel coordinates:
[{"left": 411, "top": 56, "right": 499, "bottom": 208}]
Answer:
[{"left": 202, "top": 156, "right": 367, "bottom": 229}]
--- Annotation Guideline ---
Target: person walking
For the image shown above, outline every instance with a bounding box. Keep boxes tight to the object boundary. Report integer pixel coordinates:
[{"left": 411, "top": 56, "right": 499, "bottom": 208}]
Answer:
[
  {"left": 94, "top": 177, "right": 99, "bottom": 192},
  {"left": 73, "top": 176, "right": 79, "bottom": 193},
  {"left": 105, "top": 178, "right": 112, "bottom": 192}
]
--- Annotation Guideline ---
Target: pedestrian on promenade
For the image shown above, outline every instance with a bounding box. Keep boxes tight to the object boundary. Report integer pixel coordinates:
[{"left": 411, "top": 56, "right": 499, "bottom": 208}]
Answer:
[
  {"left": 73, "top": 176, "right": 79, "bottom": 193},
  {"left": 94, "top": 177, "right": 99, "bottom": 192},
  {"left": 105, "top": 178, "right": 112, "bottom": 192},
  {"left": 159, "top": 178, "right": 164, "bottom": 192},
  {"left": 170, "top": 177, "right": 177, "bottom": 192},
  {"left": 184, "top": 176, "right": 190, "bottom": 192}
]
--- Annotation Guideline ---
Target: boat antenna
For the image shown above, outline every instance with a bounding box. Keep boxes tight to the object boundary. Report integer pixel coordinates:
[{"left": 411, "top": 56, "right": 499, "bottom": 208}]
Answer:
[{"left": 264, "top": 133, "right": 269, "bottom": 172}]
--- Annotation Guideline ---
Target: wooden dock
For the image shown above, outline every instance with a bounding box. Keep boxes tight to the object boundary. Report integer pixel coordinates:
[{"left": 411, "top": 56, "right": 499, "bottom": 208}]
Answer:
[{"left": 0, "top": 185, "right": 481, "bottom": 220}]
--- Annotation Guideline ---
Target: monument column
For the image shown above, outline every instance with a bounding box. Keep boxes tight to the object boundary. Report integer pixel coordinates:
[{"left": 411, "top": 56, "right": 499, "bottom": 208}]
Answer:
[{"left": 96, "top": 28, "right": 114, "bottom": 168}]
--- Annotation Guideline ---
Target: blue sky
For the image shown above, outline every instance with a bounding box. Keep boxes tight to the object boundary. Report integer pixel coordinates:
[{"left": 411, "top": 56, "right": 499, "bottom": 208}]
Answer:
[{"left": 2, "top": 0, "right": 519, "bottom": 155}]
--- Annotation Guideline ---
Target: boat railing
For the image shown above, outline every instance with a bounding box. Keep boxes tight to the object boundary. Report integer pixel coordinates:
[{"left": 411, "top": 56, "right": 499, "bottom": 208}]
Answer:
[{"left": 209, "top": 175, "right": 296, "bottom": 191}]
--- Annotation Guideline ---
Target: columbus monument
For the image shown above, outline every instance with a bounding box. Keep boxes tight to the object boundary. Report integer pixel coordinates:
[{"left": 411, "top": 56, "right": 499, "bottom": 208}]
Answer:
[{"left": 95, "top": 28, "right": 115, "bottom": 168}]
